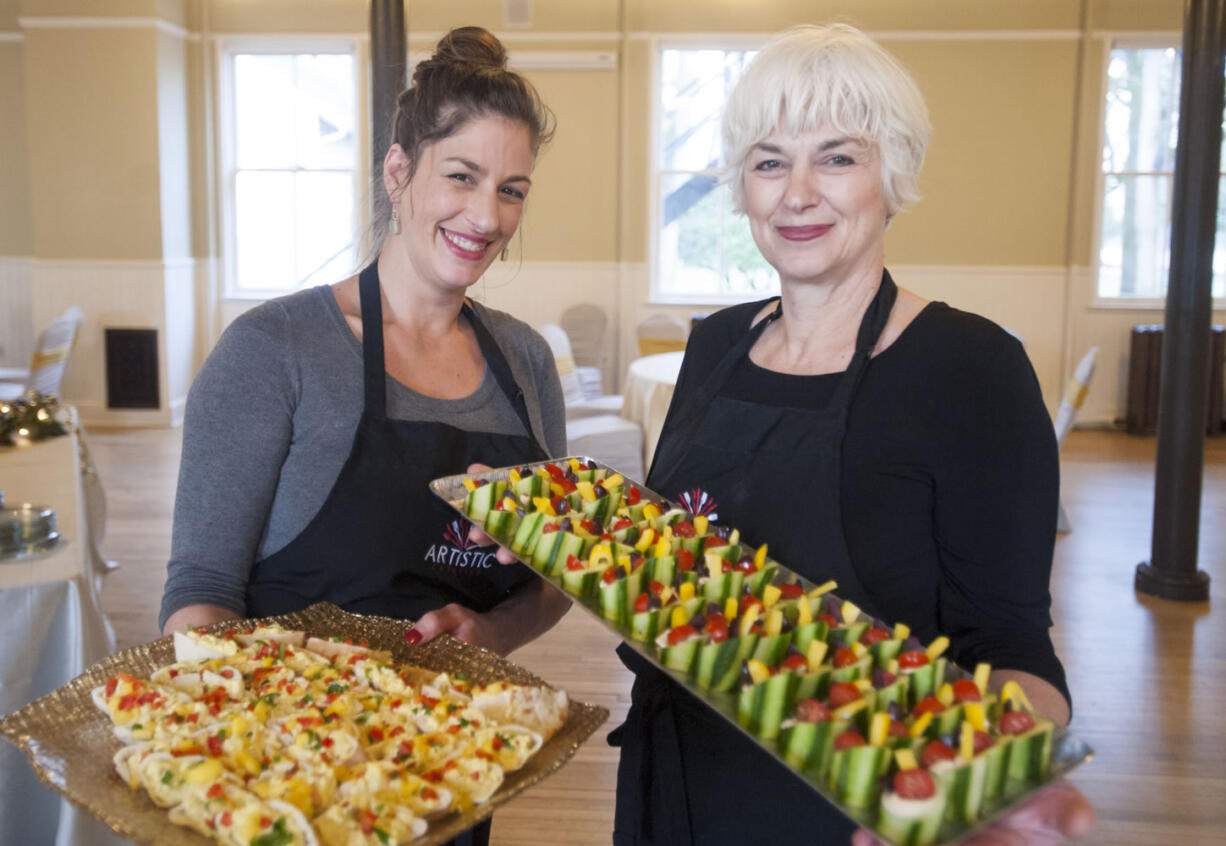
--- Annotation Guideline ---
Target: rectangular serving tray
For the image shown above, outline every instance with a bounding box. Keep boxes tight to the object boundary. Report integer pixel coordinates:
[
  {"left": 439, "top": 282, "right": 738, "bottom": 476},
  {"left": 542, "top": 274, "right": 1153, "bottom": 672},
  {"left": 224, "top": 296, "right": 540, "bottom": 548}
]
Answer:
[{"left": 431, "top": 457, "right": 1093, "bottom": 846}]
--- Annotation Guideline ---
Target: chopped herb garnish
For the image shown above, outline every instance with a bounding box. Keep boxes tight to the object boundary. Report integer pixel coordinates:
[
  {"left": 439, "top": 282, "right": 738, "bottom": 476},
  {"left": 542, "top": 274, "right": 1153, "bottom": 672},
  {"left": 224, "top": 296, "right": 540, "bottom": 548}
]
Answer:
[
  {"left": 250, "top": 817, "right": 292, "bottom": 846},
  {"left": 160, "top": 771, "right": 173, "bottom": 785},
  {"left": 374, "top": 828, "right": 389, "bottom": 845}
]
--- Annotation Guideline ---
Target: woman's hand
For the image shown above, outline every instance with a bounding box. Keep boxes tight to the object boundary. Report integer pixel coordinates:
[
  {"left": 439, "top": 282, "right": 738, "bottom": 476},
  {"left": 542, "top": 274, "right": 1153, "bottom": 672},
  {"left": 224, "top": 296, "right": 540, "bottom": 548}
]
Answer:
[
  {"left": 851, "top": 781, "right": 1094, "bottom": 846},
  {"left": 407, "top": 603, "right": 508, "bottom": 654},
  {"left": 465, "top": 462, "right": 520, "bottom": 565}
]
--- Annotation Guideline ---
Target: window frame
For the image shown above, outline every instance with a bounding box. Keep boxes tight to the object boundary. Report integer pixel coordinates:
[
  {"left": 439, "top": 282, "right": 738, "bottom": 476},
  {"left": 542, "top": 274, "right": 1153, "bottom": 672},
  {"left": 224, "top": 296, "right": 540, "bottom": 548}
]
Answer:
[
  {"left": 1092, "top": 34, "right": 1226, "bottom": 309},
  {"left": 216, "top": 35, "right": 365, "bottom": 301},
  {"left": 649, "top": 35, "right": 775, "bottom": 306}
]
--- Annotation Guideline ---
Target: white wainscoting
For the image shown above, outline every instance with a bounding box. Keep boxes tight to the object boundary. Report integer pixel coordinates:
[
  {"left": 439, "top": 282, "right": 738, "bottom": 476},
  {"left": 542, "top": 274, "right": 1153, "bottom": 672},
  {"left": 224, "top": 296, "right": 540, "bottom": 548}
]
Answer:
[
  {"left": 0, "top": 256, "right": 33, "bottom": 369},
  {"left": 29, "top": 259, "right": 198, "bottom": 428}
]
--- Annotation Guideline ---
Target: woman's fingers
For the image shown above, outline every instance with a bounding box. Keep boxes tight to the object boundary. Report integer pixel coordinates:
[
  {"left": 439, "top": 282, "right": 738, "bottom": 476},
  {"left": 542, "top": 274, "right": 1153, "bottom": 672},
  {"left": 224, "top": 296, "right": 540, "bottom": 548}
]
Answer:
[
  {"left": 465, "top": 461, "right": 520, "bottom": 564},
  {"left": 406, "top": 603, "right": 468, "bottom": 645}
]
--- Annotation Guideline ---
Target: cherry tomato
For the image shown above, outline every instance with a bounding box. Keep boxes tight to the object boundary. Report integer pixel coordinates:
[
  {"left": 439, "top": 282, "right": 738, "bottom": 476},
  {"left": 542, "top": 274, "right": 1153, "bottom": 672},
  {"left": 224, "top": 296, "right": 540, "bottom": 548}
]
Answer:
[
  {"left": 581, "top": 519, "right": 601, "bottom": 535},
  {"left": 912, "top": 696, "right": 944, "bottom": 717},
  {"left": 673, "top": 521, "right": 696, "bottom": 537},
  {"left": 921, "top": 740, "right": 958, "bottom": 768},
  {"left": 666, "top": 625, "right": 698, "bottom": 646},
  {"left": 704, "top": 536, "right": 729, "bottom": 549},
  {"left": 207, "top": 733, "right": 223, "bottom": 757},
  {"left": 877, "top": 670, "right": 898, "bottom": 687},
  {"left": 541, "top": 523, "right": 560, "bottom": 535},
  {"left": 740, "top": 595, "right": 763, "bottom": 614},
  {"left": 972, "top": 730, "right": 994, "bottom": 755},
  {"left": 828, "top": 682, "right": 862, "bottom": 708},
  {"left": 706, "top": 620, "right": 729, "bottom": 643},
  {"left": 999, "top": 710, "right": 1036, "bottom": 736},
  {"left": 816, "top": 613, "right": 838, "bottom": 628},
  {"left": 676, "top": 549, "right": 695, "bottom": 571},
  {"left": 952, "top": 679, "right": 982, "bottom": 703},
  {"left": 565, "top": 555, "right": 585, "bottom": 571},
  {"left": 601, "top": 568, "right": 618, "bottom": 585},
  {"left": 648, "top": 580, "right": 665, "bottom": 596},
  {"left": 893, "top": 768, "right": 936, "bottom": 800},
  {"left": 889, "top": 719, "right": 909, "bottom": 738},
  {"left": 544, "top": 463, "right": 564, "bottom": 480},
  {"left": 612, "top": 518, "right": 634, "bottom": 530},
  {"left": 795, "top": 699, "right": 831, "bottom": 723},
  {"left": 634, "top": 594, "right": 650, "bottom": 614},
  {"left": 832, "top": 647, "right": 858, "bottom": 668},
  {"left": 732, "top": 556, "right": 756, "bottom": 571},
  {"left": 558, "top": 478, "right": 577, "bottom": 494},
  {"left": 781, "top": 654, "right": 808, "bottom": 672},
  {"left": 860, "top": 627, "right": 891, "bottom": 646},
  {"left": 626, "top": 487, "right": 642, "bottom": 505},
  {"left": 833, "top": 730, "right": 866, "bottom": 750},
  {"left": 898, "top": 650, "right": 930, "bottom": 669}
]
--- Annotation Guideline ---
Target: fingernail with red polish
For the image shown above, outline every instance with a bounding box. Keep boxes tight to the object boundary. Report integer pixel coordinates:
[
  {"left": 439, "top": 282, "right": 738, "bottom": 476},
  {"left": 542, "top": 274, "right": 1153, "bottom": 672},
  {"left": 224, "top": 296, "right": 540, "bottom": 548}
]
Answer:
[{"left": 405, "top": 629, "right": 422, "bottom": 645}]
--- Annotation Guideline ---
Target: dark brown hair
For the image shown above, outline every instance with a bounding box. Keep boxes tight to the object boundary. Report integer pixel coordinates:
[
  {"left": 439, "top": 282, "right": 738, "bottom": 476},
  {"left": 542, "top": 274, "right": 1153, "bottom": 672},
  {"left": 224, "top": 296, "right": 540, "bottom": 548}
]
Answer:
[{"left": 391, "top": 26, "right": 554, "bottom": 184}]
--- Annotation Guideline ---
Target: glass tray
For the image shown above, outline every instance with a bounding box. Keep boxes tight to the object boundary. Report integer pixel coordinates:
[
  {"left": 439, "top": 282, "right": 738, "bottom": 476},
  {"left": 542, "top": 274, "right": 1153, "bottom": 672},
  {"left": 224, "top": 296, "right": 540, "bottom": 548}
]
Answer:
[
  {"left": 0, "top": 602, "right": 610, "bottom": 846},
  {"left": 431, "top": 457, "right": 1094, "bottom": 846}
]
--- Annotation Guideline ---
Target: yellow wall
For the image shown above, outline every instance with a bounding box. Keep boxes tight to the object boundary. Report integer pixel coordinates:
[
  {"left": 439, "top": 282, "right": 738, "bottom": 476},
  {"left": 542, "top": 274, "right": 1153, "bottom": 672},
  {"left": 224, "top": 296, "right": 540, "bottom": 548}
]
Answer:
[{"left": 0, "top": 41, "right": 30, "bottom": 256}]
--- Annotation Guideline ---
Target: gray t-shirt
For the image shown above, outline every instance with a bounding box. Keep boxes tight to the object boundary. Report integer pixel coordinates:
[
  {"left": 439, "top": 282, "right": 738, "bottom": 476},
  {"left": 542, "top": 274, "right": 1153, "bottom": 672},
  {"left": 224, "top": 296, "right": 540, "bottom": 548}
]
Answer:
[{"left": 159, "top": 286, "right": 566, "bottom": 628}]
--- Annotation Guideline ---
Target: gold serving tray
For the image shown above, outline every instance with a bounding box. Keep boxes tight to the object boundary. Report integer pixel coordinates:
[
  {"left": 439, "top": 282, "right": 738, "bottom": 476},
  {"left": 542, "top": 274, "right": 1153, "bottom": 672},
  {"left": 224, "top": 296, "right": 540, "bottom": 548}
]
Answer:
[
  {"left": 0, "top": 602, "right": 610, "bottom": 846},
  {"left": 431, "top": 458, "right": 1094, "bottom": 846}
]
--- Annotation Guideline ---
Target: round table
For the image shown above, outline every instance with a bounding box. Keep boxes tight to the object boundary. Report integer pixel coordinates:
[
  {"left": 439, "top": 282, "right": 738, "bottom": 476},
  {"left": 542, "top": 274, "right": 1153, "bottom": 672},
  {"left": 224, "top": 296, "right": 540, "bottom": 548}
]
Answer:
[{"left": 620, "top": 350, "right": 685, "bottom": 475}]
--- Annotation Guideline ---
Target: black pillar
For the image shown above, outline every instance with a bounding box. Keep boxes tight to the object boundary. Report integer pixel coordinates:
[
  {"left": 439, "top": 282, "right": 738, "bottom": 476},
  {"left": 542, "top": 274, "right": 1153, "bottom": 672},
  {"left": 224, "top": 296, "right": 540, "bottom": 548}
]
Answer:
[
  {"left": 370, "top": 0, "right": 407, "bottom": 188},
  {"left": 1135, "top": 0, "right": 1224, "bottom": 601}
]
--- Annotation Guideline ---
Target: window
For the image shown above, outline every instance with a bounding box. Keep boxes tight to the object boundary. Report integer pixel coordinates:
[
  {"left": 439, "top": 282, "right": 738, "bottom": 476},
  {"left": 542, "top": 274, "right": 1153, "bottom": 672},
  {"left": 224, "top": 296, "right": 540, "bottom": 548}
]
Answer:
[
  {"left": 1097, "top": 44, "right": 1226, "bottom": 300},
  {"left": 654, "top": 47, "right": 777, "bottom": 301},
  {"left": 219, "top": 42, "right": 360, "bottom": 297}
]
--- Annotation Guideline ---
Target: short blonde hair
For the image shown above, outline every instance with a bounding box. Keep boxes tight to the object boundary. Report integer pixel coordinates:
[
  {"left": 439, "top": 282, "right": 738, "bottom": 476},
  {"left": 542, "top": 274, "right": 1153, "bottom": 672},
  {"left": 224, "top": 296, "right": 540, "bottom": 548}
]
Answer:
[{"left": 722, "top": 24, "right": 931, "bottom": 217}]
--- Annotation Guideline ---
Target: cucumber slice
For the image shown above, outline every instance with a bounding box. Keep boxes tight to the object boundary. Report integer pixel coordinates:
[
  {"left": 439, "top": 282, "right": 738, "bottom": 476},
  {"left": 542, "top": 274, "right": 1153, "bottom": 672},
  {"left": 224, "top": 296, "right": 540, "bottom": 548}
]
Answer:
[
  {"left": 872, "top": 677, "right": 910, "bottom": 716},
  {"left": 701, "top": 571, "right": 745, "bottom": 605},
  {"left": 828, "top": 621, "right": 869, "bottom": 647},
  {"left": 463, "top": 480, "right": 506, "bottom": 523},
  {"left": 869, "top": 637, "right": 904, "bottom": 668},
  {"left": 980, "top": 739, "right": 1009, "bottom": 800},
  {"left": 644, "top": 555, "right": 676, "bottom": 588},
  {"left": 779, "top": 718, "right": 841, "bottom": 777},
  {"left": 657, "top": 634, "right": 701, "bottom": 675},
  {"left": 750, "top": 632, "right": 792, "bottom": 667},
  {"left": 737, "top": 671, "right": 800, "bottom": 739},
  {"left": 789, "top": 621, "right": 828, "bottom": 654},
  {"left": 509, "top": 512, "right": 547, "bottom": 557},
  {"left": 694, "top": 634, "right": 758, "bottom": 692},
  {"left": 482, "top": 508, "right": 519, "bottom": 546},
  {"left": 931, "top": 704, "right": 965, "bottom": 740},
  {"left": 597, "top": 565, "right": 646, "bottom": 626},
  {"left": 828, "top": 744, "right": 889, "bottom": 808},
  {"left": 793, "top": 666, "right": 831, "bottom": 703},
  {"left": 902, "top": 657, "right": 947, "bottom": 703},
  {"left": 746, "top": 563, "right": 778, "bottom": 596},
  {"left": 932, "top": 754, "right": 988, "bottom": 824},
  {"left": 830, "top": 655, "right": 873, "bottom": 686},
  {"left": 877, "top": 785, "right": 948, "bottom": 846},
  {"left": 560, "top": 562, "right": 611, "bottom": 600},
  {"left": 532, "top": 530, "right": 585, "bottom": 577},
  {"left": 512, "top": 473, "right": 549, "bottom": 499},
  {"left": 1004, "top": 718, "right": 1053, "bottom": 781}
]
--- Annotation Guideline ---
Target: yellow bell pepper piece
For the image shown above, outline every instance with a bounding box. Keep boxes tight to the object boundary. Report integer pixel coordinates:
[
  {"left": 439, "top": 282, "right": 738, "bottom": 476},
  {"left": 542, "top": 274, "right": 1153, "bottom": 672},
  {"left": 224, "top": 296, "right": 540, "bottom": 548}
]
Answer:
[
  {"left": 576, "top": 481, "right": 597, "bottom": 503},
  {"left": 753, "top": 544, "right": 768, "bottom": 569},
  {"left": 604, "top": 473, "right": 624, "bottom": 488},
  {"left": 854, "top": 678, "right": 874, "bottom": 693},
  {"left": 908, "top": 712, "right": 934, "bottom": 738},
  {"left": 869, "top": 712, "right": 891, "bottom": 747},
  {"left": 463, "top": 478, "right": 478, "bottom": 492},
  {"left": 184, "top": 758, "right": 224, "bottom": 786},
  {"left": 724, "top": 598, "right": 739, "bottom": 620},
  {"left": 797, "top": 596, "right": 813, "bottom": 625},
  {"left": 761, "top": 584, "right": 782, "bottom": 609},
  {"left": 641, "top": 503, "right": 661, "bottom": 522},
  {"left": 653, "top": 537, "right": 671, "bottom": 558},
  {"left": 589, "top": 543, "right": 614, "bottom": 569},
  {"left": 509, "top": 468, "right": 522, "bottom": 483},
  {"left": 925, "top": 635, "right": 950, "bottom": 661},
  {"left": 568, "top": 458, "right": 585, "bottom": 473},
  {"left": 1000, "top": 680, "right": 1034, "bottom": 712},
  {"left": 746, "top": 659, "right": 771, "bottom": 685},
  {"left": 895, "top": 749, "right": 919, "bottom": 771},
  {"left": 805, "top": 640, "right": 828, "bottom": 671},
  {"left": 840, "top": 599, "right": 861, "bottom": 625},
  {"left": 808, "top": 580, "right": 838, "bottom": 598},
  {"left": 739, "top": 606, "right": 761, "bottom": 638},
  {"left": 850, "top": 641, "right": 868, "bottom": 659},
  {"left": 892, "top": 622, "right": 911, "bottom": 641},
  {"left": 670, "top": 605, "right": 689, "bottom": 629},
  {"left": 679, "top": 582, "right": 695, "bottom": 603},
  {"left": 764, "top": 609, "right": 783, "bottom": 637},
  {"left": 959, "top": 721, "right": 975, "bottom": 761},
  {"left": 705, "top": 552, "right": 724, "bottom": 579},
  {"left": 888, "top": 658, "right": 899, "bottom": 675},
  {"left": 936, "top": 683, "right": 955, "bottom": 708},
  {"left": 693, "top": 515, "right": 709, "bottom": 536},
  {"left": 728, "top": 528, "right": 740, "bottom": 545},
  {"left": 549, "top": 482, "right": 567, "bottom": 497},
  {"left": 660, "top": 524, "right": 674, "bottom": 541},
  {"left": 618, "top": 555, "right": 633, "bottom": 574},
  {"left": 634, "top": 528, "right": 656, "bottom": 552},
  {"left": 832, "top": 698, "right": 869, "bottom": 721},
  {"left": 973, "top": 662, "right": 992, "bottom": 696},
  {"left": 532, "top": 496, "right": 556, "bottom": 517},
  {"left": 964, "top": 702, "right": 987, "bottom": 733},
  {"left": 660, "top": 586, "right": 675, "bottom": 604}
]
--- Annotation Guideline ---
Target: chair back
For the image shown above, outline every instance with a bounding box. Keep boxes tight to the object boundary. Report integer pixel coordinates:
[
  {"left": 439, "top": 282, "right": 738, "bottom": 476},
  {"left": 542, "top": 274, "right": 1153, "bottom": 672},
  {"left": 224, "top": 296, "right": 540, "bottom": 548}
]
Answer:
[
  {"left": 26, "top": 306, "right": 84, "bottom": 397},
  {"left": 1054, "top": 346, "right": 1098, "bottom": 447},
  {"left": 540, "top": 323, "right": 587, "bottom": 405},
  {"left": 560, "top": 303, "right": 608, "bottom": 370},
  {"left": 635, "top": 313, "right": 688, "bottom": 356}
]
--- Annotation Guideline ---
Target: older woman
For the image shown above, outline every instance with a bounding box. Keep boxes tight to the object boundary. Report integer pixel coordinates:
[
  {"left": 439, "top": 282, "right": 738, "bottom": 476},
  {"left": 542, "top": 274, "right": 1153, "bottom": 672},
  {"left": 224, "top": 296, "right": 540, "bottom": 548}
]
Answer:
[{"left": 609, "top": 25, "right": 1093, "bottom": 845}]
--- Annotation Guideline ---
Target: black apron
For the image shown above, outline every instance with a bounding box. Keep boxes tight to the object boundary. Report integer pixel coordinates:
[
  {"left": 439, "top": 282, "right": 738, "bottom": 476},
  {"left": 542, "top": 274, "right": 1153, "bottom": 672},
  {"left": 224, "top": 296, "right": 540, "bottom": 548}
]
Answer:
[
  {"left": 611, "top": 272, "right": 897, "bottom": 846},
  {"left": 246, "top": 262, "right": 546, "bottom": 616}
]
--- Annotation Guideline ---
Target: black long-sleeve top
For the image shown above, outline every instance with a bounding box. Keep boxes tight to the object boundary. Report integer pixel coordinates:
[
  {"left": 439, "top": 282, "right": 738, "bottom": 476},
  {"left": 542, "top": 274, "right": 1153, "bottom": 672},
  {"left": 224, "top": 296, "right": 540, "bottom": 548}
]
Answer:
[{"left": 658, "top": 298, "right": 1069, "bottom": 704}]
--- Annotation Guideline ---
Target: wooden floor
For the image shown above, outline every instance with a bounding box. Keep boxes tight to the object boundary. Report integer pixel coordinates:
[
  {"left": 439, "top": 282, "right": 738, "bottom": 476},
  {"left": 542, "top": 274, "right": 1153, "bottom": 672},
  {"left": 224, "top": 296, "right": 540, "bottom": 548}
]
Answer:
[{"left": 88, "top": 428, "right": 1226, "bottom": 845}]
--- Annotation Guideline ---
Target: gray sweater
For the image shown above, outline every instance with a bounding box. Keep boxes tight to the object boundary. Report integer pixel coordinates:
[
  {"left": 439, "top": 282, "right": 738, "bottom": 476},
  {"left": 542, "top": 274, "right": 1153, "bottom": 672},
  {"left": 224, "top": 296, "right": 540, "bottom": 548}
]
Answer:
[{"left": 159, "top": 286, "right": 566, "bottom": 629}]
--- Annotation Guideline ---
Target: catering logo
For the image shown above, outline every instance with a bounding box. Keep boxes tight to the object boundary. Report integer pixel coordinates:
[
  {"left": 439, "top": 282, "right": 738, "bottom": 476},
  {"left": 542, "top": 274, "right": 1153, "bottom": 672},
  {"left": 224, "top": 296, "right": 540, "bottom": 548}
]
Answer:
[
  {"left": 679, "top": 488, "right": 719, "bottom": 521},
  {"left": 424, "top": 519, "right": 496, "bottom": 572}
]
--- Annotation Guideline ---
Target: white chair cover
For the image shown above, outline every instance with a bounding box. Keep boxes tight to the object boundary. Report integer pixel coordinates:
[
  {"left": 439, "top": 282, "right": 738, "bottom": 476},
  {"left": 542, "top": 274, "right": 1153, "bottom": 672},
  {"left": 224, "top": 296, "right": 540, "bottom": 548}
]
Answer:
[
  {"left": 540, "top": 324, "right": 625, "bottom": 417},
  {"left": 1055, "top": 347, "right": 1099, "bottom": 533},
  {"left": 636, "top": 314, "right": 688, "bottom": 356}
]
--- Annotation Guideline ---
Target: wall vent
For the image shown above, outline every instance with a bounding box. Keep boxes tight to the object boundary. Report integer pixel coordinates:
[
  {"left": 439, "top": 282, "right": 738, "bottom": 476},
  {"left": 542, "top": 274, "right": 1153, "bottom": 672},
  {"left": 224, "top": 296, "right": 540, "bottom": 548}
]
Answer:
[
  {"left": 503, "top": 0, "right": 533, "bottom": 28},
  {"left": 105, "top": 328, "right": 160, "bottom": 409}
]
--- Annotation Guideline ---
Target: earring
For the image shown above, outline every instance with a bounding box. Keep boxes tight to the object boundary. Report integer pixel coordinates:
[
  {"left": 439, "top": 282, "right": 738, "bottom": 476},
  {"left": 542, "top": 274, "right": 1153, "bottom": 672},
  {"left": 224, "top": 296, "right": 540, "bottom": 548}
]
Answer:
[
  {"left": 389, "top": 206, "right": 400, "bottom": 235},
  {"left": 501, "top": 245, "right": 509, "bottom": 262}
]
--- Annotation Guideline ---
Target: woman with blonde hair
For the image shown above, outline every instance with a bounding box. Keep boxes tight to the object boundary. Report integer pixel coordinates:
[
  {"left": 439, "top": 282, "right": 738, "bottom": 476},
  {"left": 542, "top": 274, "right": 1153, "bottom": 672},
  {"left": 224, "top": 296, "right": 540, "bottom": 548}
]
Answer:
[{"left": 609, "top": 25, "right": 1094, "bottom": 844}]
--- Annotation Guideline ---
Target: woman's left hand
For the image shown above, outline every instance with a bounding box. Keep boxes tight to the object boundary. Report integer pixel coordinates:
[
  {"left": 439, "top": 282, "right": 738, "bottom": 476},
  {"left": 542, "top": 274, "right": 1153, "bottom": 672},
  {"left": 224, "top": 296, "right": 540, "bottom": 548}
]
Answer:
[
  {"left": 407, "top": 603, "right": 506, "bottom": 654},
  {"left": 852, "top": 781, "right": 1094, "bottom": 846}
]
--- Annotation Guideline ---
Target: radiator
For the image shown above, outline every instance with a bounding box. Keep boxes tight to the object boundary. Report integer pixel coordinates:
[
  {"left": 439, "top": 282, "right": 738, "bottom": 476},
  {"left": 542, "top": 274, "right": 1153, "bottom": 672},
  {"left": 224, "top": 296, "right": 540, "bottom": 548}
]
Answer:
[{"left": 1125, "top": 324, "right": 1225, "bottom": 435}]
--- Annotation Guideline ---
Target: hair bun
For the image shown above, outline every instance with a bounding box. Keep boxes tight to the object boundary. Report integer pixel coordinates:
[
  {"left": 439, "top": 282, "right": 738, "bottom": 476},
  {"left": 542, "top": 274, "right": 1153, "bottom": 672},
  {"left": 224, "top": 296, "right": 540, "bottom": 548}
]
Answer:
[{"left": 432, "top": 26, "right": 507, "bottom": 70}]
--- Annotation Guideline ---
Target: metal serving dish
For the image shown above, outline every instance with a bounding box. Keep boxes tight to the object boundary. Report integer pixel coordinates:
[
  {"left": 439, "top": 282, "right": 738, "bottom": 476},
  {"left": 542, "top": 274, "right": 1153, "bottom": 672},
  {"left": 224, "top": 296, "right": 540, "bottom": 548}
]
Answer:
[
  {"left": 0, "top": 503, "right": 61, "bottom": 561},
  {"left": 431, "top": 457, "right": 1094, "bottom": 846}
]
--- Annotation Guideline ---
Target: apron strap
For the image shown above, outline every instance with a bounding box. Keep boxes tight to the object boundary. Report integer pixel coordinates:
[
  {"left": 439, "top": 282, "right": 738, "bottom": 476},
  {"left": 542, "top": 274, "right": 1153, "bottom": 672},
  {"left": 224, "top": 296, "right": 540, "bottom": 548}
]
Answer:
[
  {"left": 358, "top": 263, "right": 387, "bottom": 417},
  {"left": 462, "top": 300, "right": 548, "bottom": 455}
]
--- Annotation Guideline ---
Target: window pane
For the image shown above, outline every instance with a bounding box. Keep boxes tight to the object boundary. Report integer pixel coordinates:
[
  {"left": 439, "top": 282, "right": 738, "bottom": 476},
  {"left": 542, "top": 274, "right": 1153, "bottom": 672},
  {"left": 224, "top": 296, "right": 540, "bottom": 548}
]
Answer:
[
  {"left": 294, "top": 172, "right": 355, "bottom": 287},
  {"left": 292, "top": 54, "right": 356, "bottom": 170},
  {"left": 235, "top": 171, "right": 296, "bottom": 291},
  {"left": 1102, "top": 48, "right": 1179, "bottom": 174},
  {"left": 235, "top": 55, "right": 296, "bottom": 170},
  {"left": 660, "top": 50, "right": 755, "bottom": 172},
  {"left": 1098, "top": 174, "right": 1173, "bottom": 298},
  {"left": 659, "top": 173, "right": 775, "bottom": 297}
]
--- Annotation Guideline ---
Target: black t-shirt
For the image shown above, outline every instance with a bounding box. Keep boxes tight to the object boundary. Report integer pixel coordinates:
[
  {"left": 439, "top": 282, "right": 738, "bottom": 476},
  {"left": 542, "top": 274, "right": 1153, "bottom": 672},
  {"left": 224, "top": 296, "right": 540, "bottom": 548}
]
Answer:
[{"left": 657, "top": 298, "right": 1069, "bottom": 702}]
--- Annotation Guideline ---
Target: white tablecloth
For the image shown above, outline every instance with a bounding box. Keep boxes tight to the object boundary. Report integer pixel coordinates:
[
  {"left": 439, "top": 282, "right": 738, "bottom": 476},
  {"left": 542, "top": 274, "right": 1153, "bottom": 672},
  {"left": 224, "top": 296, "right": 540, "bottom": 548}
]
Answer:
[
  {"left": 621, "top": 351, "right": 685, "bottom": 473},
  {"left": 0, "top": 424, "right": 126, "bottom": 845}
]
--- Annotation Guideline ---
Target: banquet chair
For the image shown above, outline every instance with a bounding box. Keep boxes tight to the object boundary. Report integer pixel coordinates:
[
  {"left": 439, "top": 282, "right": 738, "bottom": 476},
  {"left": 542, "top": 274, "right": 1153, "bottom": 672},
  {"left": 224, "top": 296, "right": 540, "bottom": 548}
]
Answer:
[
  {"left": 1054, "top": 346, "right": 1098, "bottom": 533},
  {"left": 540, "top": 324, "right": 624, "bottom": 418},
  {"left": 0, "top": 306, "right": 85, "bottom": 401},
  {"left": 560, "top": 303, "right": 610, "bottom": 398},
  {"left": 636, "top": 314, "right": 689, "bottom": 356}
]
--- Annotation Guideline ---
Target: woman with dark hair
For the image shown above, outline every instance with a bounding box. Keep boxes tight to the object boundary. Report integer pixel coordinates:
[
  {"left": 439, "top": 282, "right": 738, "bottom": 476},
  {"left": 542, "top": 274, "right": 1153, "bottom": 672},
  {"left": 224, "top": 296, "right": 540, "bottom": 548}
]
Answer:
[{"left": 160, "top": 24, "right": 569, "bottom": 688}]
